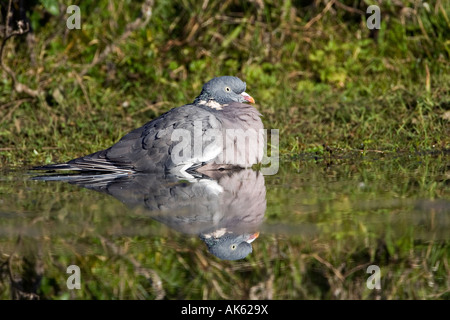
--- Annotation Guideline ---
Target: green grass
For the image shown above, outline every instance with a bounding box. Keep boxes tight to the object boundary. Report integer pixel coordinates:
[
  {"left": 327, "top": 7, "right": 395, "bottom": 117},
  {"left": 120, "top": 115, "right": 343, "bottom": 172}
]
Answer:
[{"left": 0, "top": 0, "right": 449, "bottom": 167}]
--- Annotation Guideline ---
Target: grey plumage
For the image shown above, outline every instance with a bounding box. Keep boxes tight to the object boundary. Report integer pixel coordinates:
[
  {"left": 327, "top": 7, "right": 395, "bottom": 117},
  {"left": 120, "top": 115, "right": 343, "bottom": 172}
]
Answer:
[
  {"left": 32, "top": 169, "right": 266, "bottom": 260},
  {"left": 33, "top": 76, "right": 263, "bottom": 174}
]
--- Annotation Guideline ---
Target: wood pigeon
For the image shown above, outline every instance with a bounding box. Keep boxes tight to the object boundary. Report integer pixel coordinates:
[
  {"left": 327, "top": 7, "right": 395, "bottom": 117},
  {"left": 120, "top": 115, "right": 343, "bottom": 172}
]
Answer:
[
  {"left": 33, "top": 76, "right": 264, "bottom": 176},
  {"left": 32, "top": 169, "right": 266, "bottom": 260}
]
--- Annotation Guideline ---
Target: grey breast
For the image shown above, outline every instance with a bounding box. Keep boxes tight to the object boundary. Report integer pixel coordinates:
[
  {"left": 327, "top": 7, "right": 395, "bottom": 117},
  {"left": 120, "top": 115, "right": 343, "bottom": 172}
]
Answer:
[{"left": 218, "top": 102, "right": 264, "bottom": 167}]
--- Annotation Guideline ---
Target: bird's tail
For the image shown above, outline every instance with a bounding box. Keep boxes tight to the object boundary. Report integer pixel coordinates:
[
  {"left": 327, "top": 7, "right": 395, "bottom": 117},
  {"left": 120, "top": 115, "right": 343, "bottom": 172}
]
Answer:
[{"left": 31, "top": 163, "right": 81, "bottom": 171}]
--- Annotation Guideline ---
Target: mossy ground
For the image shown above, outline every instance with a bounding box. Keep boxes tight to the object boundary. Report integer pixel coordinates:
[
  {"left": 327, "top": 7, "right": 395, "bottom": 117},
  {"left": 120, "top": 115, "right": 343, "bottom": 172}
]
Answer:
[{"left": 0, "top": 0, "right": 448, "bottom": 166}]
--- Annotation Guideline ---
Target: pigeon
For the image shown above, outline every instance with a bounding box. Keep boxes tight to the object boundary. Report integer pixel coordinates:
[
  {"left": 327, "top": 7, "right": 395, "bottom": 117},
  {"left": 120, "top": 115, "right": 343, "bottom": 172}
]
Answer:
[
  {"left": 32, "top": 169, "right": 266, "bottom": 260},
  {"left": 33, "top": 76, "right": 264, "bottom": 176}
]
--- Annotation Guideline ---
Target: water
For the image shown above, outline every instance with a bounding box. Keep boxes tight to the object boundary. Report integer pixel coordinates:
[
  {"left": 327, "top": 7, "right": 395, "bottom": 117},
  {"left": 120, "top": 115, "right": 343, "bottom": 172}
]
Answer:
[{"left": 0, "top": 150, "right": 448, "bottom": 299}]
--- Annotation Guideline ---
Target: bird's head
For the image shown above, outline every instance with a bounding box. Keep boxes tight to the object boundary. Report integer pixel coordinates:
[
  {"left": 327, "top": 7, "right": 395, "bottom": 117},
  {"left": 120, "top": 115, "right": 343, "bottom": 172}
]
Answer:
[
  {"left": 200, "top": 231, "right": 259, "bottom": 260},
  {"left": 194, "top": 76, "right": 255, "bottom": 108}
]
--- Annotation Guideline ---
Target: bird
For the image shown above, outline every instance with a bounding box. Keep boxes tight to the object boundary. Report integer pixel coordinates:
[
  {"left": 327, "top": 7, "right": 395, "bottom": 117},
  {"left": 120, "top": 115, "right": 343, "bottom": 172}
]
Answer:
[
  {"left": 32, "top": 169, "right": 266, "bottom": 260},
  {"left": 33, "top": 76, "right": 264, "bottom": 176}
]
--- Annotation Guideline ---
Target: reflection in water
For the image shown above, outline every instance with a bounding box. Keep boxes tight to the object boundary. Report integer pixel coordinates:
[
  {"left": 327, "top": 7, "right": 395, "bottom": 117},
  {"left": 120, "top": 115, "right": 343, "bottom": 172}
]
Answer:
[
  {"left": 33, "top": 169, "right": 266, "bottom": 260},
  {"left": 1, "top": 152, "right": 447, "bottom": 299}
]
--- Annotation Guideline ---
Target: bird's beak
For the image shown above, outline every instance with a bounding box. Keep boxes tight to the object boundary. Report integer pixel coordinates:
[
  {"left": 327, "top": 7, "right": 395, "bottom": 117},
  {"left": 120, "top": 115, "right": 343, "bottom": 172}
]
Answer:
[
  {"left": 241, "top": 92, "right": 255, "bottom": 104},
  {"left": 245, "top": 232, "right": 260, "bottom": 244}
]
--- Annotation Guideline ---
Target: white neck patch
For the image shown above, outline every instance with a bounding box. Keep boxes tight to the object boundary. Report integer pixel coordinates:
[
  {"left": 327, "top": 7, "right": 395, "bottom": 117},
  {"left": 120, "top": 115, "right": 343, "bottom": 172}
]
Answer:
[
  {"left": 198, "top": 99, "right": 223, "bottom": 110},
  {"left": 202, "top": 228, "right": 227, "bottom": 239}
]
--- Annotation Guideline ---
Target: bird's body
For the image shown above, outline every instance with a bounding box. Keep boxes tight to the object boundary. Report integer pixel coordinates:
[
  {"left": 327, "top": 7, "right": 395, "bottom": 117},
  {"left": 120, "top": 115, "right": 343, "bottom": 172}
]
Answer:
[
  {"left": 33, "top": 76, "right": 264, "bottom": 175},
  {"left": 33, "top": 169, "right": 266, "bottom": 260}
]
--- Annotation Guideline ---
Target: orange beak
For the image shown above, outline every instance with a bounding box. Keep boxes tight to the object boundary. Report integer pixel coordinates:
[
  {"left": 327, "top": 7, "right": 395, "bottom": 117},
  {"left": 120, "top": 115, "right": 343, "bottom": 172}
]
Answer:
[
  {"left": 246, "top": 232, "right": 260, "bottom": 243},
  {"left": 241, "top": 91, "right": 255, "bottom": 104}
]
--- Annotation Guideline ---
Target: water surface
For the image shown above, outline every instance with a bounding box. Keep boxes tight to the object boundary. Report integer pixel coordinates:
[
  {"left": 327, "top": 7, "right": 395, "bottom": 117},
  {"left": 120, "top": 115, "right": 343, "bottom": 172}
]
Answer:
[{"left": 0, "top": 150, "right": 448, "bottom": 299}]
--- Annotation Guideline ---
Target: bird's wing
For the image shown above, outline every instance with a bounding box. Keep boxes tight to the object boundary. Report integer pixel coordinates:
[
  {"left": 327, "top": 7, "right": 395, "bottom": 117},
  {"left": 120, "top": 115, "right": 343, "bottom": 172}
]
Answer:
[{"left": 51, "top": 104, "right": 224, "bottom": 173}]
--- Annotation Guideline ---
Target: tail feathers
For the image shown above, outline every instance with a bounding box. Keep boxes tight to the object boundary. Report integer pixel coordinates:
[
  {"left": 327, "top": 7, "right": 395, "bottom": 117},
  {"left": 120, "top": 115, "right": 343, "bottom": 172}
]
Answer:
[
  {"left": 32, "top": 158, "right": 134, "bottom": 174},
  {"left": 32, "top": 149, "right": 135, "bottom": 174},
  {"left": 31, "top": 163, "right": 81, "bottom": 171},
  {"left": 32, "top": 162, "right": 133, "bottom": 173},
  {"left": 67, "top": 158, "right": 133, "bottom": 173},
  {"left": 31, "top": 172, "right": 128, "bottom": 185}
]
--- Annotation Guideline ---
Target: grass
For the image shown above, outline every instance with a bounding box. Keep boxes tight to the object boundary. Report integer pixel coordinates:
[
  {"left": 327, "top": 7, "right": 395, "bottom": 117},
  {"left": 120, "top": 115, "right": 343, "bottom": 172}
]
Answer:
[{"left": 0, "top": 0, "right": 449, "bottom": 167}]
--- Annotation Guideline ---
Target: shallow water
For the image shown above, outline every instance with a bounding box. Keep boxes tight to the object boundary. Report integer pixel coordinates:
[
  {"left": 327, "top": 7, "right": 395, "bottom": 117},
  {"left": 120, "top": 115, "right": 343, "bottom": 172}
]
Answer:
[{"left": 0, "top": 150, "right": 449, "bottom": 299}]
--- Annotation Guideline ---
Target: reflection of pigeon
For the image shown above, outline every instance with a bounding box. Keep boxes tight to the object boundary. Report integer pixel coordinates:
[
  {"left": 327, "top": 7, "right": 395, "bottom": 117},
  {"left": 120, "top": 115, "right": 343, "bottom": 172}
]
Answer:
[
  {"left": 32, "top": 169, "right": 266, "bottom": 260},
  {"left": 33, "top": 76, "right": 263, "bottom": 175}
]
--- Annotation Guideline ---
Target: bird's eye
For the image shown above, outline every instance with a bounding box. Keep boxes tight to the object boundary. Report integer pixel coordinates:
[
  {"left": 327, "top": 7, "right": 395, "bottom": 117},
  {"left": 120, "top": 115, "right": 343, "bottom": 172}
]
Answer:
[
  {"left": 225, "top": 86, "right": 231, "bottom": 92},
  {"left": 230, "top": 244, "right": 237, "bottom": 250}
]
